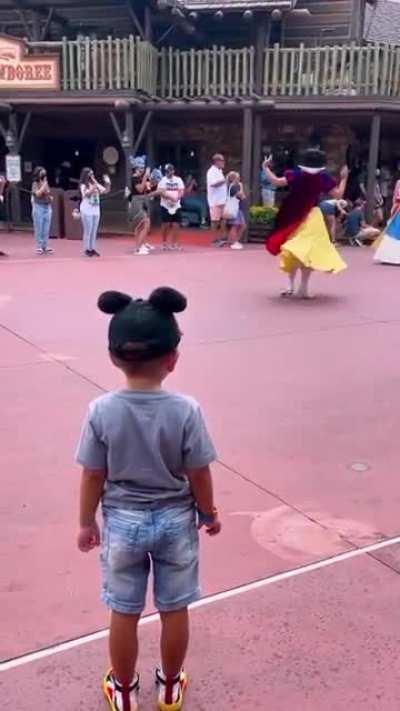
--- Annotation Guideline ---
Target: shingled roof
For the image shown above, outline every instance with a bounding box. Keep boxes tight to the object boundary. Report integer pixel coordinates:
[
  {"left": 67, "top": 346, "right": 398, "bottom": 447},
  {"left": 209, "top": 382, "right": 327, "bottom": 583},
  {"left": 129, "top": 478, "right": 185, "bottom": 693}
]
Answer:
[{"left": 364, "top": 0, "right": 400, "bottom": 45}]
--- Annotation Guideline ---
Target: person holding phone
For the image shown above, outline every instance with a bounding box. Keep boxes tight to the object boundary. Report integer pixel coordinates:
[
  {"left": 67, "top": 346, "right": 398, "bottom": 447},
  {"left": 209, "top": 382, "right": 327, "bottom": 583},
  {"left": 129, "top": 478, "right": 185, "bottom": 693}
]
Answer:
[
  {"left": 31, "top": 166, "right": 53, "bottom": 255},
  {"left": 79, "top": 167, "right": 111, "bottom": 257},
  {"left": 260, "top": 154, "right": 277, "bottom": 207}
]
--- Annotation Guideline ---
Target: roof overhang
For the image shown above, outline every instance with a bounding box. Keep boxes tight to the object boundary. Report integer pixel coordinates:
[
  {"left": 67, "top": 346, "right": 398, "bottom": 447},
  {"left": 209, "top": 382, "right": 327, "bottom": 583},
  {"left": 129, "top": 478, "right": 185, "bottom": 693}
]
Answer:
[{"left": 173, "top": 1, "right": 294, "bottom": 12}]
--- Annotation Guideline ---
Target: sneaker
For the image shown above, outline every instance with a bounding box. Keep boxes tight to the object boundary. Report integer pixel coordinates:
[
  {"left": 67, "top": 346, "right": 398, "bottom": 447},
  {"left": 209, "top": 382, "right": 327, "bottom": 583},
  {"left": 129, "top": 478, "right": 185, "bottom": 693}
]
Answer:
[
  {"left": 230, "top": 241, "right": 243, "bottom": 250},
  {"left": 91, "top": 249, "right": 101, "bottom": 257},
  {"left": 161, "top": 243, "right": 171, "bottom": 251},
  {"left": 84, "top": 250, "right": 92, "bottom": 257},
  {"left": 170, "top": 244, "right": 183, "bottom": 251},
  {"left": 103, "top": 669, "right": 139, "bottom": 711},
  {"left": 0, "top": 250, "right": 8, "bottom": 257},
  {"left": 137, "top": 245, "right": 150, "bottom": 255},
  {"left": 36, "top": 247, "right": 44, "bottom": 255},
  {"left": 354, "top": 238, "right": 364, "bottom": 248},
  {"left": 44, "top": 247, "right": 54, "bottom": 254},
  {"left": 156, "top": 668, "right": 188, "bottom": 711},
  {"left": 144, "top": 243, "right": 155, "bottom": 251},
  {"left": 218, "top": 238, "right": 229, "bottom": 247}
]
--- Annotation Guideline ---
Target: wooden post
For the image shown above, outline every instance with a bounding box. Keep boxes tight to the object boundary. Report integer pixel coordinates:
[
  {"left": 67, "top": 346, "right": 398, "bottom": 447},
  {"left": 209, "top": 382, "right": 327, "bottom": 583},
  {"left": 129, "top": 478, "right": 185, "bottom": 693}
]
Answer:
[
  {"left": 350, "top": 0, "right": 365, "bottom": 43},
  {"left": 366, "top": 113, "right": 381, "bottom": 223},
  {"left": 110, "top": 107, "right": 134, "bottom": 188},
  {"left": 251, "top": 113, "right": 262, "bottom": 205},
  {"left": 5, "top": 112, "right": 31, "bottom": 226},
  {"left": 255, "top": 20, "right": 267, "bottom": 95},
  {"left": 124, "top": 109, "right": 134, "bottom": 188},
  {"left": 144, "top": 5, "right": 153, "bottom": 42},
  {"left": 242, "top": 107, "right": 253, "bottom": 239}
]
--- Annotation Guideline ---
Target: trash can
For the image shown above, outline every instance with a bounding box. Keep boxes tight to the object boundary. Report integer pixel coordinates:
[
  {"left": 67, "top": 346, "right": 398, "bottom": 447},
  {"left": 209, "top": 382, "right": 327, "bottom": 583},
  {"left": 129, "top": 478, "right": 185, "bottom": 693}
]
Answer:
[
  {"left": 63, "top": 190, "right": 82, "bottom": 240},
  {"left": 49, "top": 188, "right": 64, "bottom": 239}
]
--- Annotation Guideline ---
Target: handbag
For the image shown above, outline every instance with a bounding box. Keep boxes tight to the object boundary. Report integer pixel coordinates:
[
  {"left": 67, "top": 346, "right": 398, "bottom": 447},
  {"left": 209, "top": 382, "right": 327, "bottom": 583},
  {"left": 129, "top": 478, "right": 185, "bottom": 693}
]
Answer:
[
  {"left": 223, "top": 184, "right": 239, "bottom": 220},
  {"left": 72, "top": 207, "right": 81, "bottom": 221}
]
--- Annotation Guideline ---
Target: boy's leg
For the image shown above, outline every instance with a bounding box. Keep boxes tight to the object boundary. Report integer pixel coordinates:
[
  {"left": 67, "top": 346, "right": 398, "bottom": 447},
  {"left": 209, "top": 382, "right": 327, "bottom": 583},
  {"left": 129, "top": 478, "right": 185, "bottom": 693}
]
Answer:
[
  {"left": 159, "top": 608, "right": 189, "bottom": 677},
  {"left": 171, "top": 217, "right": 181, "bottom": 248},
  {"left": 109, "top": 610, "right": 141, "bottom": 687}
]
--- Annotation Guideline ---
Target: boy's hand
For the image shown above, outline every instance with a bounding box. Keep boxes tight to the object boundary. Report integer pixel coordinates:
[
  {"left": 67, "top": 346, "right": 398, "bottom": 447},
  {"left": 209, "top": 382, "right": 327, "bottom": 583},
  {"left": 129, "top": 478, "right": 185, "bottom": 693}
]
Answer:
[
  {"left": 78, "top": 523, "right": 100, "bottom": 552},
  {"left": 204, "top": 517, "right": 222, "bottom": 536},
  {"left": 197, "top": 509, "right": 222, "bottom": 536}
]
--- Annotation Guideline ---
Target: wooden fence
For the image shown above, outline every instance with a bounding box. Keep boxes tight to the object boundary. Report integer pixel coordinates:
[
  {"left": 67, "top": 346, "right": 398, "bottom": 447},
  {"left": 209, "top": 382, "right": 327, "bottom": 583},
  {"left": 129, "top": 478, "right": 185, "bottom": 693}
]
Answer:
[
  {"left": 30, "top": 39, "right": 400, "bottom": 99},
  {"left": 59, "top": 36, "right": 158, "bottom": 93},
  {"left": 263, "top": 43, "right": 400, "bottom": 97},
  {"left": 159, "top": 42, "right": 400, "bottom": 99},
  {"left": 158, "top": 46, "right": 255, "bottom": 98}
]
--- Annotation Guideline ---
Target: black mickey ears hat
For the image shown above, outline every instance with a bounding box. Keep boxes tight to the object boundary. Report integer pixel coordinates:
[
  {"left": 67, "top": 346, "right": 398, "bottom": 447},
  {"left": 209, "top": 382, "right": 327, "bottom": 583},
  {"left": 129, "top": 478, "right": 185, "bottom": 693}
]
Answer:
[{"left": 98, "top": 287, "right": 187, "bottom": 362}]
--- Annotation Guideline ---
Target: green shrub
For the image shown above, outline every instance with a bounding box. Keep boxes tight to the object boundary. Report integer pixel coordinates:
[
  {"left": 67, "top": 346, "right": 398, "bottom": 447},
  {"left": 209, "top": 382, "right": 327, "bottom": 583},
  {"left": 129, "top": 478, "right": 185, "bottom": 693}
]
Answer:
[{"left": 249, "top": 205, "right": 278, "bottom": 225}]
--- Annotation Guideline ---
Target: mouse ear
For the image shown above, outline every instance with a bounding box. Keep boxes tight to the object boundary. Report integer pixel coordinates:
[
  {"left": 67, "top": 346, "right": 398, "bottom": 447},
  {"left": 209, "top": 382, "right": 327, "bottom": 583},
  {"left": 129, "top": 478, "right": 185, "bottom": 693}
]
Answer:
[
  {"left": 149, "top": 287, "right": 187, "bottom": 314},
  {"left": 98, "top": 291, "right": 132, "bottom": 314}
]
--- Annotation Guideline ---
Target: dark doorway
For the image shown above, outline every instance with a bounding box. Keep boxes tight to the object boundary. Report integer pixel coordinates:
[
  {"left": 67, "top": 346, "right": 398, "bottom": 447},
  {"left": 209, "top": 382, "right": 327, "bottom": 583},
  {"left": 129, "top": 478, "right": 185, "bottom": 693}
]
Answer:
[
  {"left": 42, "top": 139, "right": 96, "bottom": 190},
  {"left": 157, "top": 142, "right": 201, "bottom": 182}
]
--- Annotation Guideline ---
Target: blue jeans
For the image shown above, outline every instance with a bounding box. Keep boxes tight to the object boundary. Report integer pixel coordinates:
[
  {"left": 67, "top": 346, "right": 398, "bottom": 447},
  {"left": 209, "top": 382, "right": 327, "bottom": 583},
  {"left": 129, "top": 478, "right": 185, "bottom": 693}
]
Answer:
[
  {"left": 101, "top": 502, "right": 200, "bottom": 614},
  {"left": 32, "top": 203, "right": 52, "bottom": 250},
  {"left": 81, "top": 210, "right": 100, "bottom": 251}
]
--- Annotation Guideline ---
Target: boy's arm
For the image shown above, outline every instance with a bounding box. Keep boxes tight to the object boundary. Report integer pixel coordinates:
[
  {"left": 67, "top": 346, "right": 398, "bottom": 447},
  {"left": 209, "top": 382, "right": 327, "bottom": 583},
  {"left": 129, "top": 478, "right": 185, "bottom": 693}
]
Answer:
[
  {"left": 78, "top": 467, "right": 106, "bottom": 552},
  {"left": 186, "top": 465, "right": 221, "bottom": 536}
]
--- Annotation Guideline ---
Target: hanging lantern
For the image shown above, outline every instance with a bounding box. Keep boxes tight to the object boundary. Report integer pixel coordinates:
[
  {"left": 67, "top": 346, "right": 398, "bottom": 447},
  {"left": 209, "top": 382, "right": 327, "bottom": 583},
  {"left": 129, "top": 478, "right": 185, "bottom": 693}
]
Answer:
[
  {"left": 271, "top": 9, "right": 282, "bottom": 21},
  {"left": 188, "top": 11, "right": 198, "bottom": 20},
  {"left": 243, "top": 10, "right": 253, "bottom": 21},
  {"left": 214, "top": 10, "right": 224, "bottom": 21}
]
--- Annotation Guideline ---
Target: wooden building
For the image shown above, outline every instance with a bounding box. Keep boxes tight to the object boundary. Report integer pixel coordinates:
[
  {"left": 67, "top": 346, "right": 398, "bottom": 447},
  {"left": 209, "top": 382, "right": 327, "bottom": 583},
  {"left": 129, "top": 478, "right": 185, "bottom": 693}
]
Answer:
[{"left": 0, "top": 0, "right": 399, "bottom": 228}]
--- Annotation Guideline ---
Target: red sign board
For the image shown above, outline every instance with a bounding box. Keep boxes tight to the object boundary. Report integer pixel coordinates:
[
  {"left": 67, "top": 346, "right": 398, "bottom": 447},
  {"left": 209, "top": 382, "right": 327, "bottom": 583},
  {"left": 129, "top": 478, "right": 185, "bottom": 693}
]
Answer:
[{"left": 0, "top": 35, "right": 60, "bottom": 91}]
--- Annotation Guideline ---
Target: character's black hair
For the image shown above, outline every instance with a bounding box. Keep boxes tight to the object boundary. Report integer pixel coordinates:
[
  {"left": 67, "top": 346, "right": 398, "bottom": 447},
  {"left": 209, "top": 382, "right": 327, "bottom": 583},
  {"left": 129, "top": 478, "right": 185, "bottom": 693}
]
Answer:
[
  {"left": 298, "top": 147, "right": 327, "bottom": 169},
  {"left": 98, "top": 287, "right": 187, "bottom": 363}
]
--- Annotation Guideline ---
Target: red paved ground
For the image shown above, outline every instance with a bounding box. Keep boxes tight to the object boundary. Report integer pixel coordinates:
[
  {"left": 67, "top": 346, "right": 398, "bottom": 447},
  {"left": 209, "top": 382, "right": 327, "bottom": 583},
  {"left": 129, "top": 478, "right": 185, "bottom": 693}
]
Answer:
[{"left": 1, "top": 230, "right": 400, "bottom": 709}]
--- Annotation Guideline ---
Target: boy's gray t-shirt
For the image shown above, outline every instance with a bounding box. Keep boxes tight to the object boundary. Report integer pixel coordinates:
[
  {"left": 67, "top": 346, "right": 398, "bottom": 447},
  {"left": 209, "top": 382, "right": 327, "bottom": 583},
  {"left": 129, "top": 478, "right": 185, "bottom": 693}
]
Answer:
[{"left": 76, "top": 390, "right": 216, "bottom": 509}]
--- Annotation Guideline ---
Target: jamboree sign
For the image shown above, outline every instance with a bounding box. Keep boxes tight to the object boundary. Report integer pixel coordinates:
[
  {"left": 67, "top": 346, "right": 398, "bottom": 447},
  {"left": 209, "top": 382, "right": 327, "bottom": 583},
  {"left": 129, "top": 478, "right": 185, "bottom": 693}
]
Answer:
[{"left": 0, "top": 35, "right": 60, "bottom": 91}]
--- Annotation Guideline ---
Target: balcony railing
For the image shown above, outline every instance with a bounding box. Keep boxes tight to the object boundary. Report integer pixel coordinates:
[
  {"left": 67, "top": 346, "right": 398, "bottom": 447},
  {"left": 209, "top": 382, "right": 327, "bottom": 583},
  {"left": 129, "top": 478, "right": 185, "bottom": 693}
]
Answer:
[
  {"left": 58, "top": 36, "right": 158, "bottom": 94},
  {"left": 29, "top": 39, "right": 400, "bottom": 99}
]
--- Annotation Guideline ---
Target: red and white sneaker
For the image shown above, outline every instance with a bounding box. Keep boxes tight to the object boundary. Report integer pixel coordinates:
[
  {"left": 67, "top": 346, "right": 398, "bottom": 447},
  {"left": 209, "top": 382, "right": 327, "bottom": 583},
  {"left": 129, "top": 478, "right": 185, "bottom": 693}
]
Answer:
[
  {"left": 103, "top": 668, "right": 140, "bottom": 711},
  {"left": 156, "top": 668, "right": 188, "bottom": 711}
]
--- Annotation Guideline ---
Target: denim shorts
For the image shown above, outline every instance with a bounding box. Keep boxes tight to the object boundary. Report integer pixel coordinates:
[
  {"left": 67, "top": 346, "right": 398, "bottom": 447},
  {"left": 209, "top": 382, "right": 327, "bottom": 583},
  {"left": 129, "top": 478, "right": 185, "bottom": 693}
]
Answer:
[{"left": 101, "top": 502, "right": 200, "bottom": 614}]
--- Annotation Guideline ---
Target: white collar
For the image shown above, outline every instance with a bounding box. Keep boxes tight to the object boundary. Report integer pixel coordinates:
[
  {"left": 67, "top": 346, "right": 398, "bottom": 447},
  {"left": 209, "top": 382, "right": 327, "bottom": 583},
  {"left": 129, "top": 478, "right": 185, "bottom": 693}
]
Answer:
[{"left": 298, "top": 165, "right": 325, "bottom": 174}]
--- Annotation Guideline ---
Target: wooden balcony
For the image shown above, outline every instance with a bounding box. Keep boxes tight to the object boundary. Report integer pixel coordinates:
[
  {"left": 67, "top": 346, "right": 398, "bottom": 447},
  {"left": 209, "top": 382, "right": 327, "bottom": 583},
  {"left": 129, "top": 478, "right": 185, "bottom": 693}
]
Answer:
[{"left": 28, "top": 38, "right": 400, "bottom": 101}]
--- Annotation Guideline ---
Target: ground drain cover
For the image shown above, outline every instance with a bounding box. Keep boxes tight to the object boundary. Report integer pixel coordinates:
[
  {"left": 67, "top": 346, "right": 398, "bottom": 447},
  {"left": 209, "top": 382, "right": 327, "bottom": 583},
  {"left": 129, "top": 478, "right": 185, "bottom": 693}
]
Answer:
[{"left": 350, "top": 462, "right": 370, "bottom": 472}]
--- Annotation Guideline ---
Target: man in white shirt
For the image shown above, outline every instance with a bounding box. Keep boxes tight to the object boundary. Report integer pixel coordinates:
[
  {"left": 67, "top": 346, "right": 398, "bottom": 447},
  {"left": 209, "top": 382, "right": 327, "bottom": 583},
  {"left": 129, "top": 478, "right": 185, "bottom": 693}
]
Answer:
[
  {"left": 157, "top": 164, "right": 185, "bottom": 250},
  {"left": 207, "top": 154, "right": 228, "bottom": 245}
]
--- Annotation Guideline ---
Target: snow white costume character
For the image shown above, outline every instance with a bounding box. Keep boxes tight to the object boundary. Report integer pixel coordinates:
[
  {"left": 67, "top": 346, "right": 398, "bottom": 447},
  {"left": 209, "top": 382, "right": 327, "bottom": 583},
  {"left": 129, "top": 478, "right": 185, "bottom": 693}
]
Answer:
[
  {"left": 374, "top": 179, "right": 400, "bottom": 265},
  {"left": 264, "top": 148, "right": 349, "bottom": 298}
]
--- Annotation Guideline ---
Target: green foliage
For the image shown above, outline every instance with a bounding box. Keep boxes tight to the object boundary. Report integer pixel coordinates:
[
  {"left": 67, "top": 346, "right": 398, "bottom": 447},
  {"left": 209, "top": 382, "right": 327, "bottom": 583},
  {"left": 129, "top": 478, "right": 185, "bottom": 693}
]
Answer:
[{"left": 249, "top": 205, "right": 278, "bottom": 225}]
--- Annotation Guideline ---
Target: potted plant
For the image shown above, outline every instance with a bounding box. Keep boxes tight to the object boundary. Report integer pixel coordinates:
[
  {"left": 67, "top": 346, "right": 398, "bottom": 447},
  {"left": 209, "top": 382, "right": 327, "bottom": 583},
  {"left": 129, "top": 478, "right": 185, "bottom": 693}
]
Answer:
[{"left": 247, "top": 205, "right": 278, "bottom": 242}]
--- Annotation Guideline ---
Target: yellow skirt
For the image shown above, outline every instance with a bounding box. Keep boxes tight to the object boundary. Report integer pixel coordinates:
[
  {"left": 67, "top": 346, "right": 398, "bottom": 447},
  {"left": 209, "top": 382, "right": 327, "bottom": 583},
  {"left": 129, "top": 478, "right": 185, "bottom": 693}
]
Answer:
[{"left": 280, "top": 207, "right": 347, "bottom": 274}]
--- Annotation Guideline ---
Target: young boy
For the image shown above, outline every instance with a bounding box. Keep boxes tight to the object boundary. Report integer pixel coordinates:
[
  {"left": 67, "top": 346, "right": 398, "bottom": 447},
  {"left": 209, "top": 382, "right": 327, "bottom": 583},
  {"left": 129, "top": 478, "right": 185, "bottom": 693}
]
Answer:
[
  {"left": 76, "top": 286, "right": 221, "bottom": 711},
  {"left": 157, "top": 164, "right": 185, "bottom": 251},
  {"left": 344, "top": 198, "right": 380, "bottom": 246}
]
